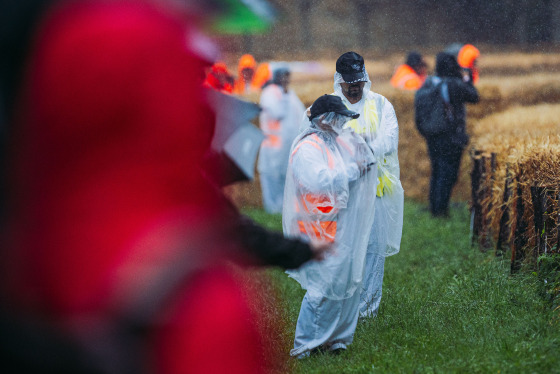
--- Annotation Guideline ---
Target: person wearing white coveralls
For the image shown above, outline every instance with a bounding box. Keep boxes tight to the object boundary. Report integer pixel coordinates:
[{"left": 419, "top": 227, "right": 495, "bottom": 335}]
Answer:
[
  {"left": 284, "top": 94, "right": 378, "bottom": 357},
  {"left": 333, "top": 51, "right": 404, "bottom": 318},
  {"left": 258, "top": 67, "right": 305, "bottom": 213}
]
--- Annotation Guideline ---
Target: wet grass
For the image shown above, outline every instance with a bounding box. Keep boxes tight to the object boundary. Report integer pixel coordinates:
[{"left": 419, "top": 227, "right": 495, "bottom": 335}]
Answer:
[{"left": 244, "top": 199, "right": 560, "bottom": 373}]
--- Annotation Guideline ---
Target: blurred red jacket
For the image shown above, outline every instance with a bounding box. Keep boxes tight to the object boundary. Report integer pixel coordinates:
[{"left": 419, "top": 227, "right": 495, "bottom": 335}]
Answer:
[{"left": 3, "top": 1, "right": 268, "bottom": 373}]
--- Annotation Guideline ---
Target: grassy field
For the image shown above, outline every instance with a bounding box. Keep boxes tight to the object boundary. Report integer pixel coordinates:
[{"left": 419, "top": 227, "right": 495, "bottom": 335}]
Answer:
[{"left": 242, "top": 199, "right": 560, "bottom": 373}]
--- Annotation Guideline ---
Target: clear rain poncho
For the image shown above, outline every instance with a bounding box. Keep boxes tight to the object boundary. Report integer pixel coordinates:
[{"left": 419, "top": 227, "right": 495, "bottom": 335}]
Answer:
[
  {"left": 258, "top": 84, "right": 305, "bottom": 175},
  {"left": 332, "top": 71, "right": 404, "bottom": 257},
  {"left": 257, "top": 82, "right": 305, "bottom": 213},
  {"left": 284, "top": 112, "right": 377, "bottom": 300}
]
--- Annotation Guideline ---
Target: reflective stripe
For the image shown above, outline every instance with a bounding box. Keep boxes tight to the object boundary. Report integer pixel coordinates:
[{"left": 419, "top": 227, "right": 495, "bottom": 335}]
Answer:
[
  {"left": 342, "top": 99, "right": 395, "bottom": 197},
  {"left": 301, "top": 194, "right": 334, "bottom": 214},
  {"left": 298, "top": 220, "right": 337, "bottom": 243},
  {"left": 261, "top": 117, "right": 282, "bottom": 149},
  {"left": 292, "top": 133, "right": 338, "bottom": 242},
  {"left": 262, "top": 134, "right": 281, "bottom": 148},
  {"left": 291, "top": 134, "right": 335, "bottom": 169},
  {"left": 377, "top": 171, "right": 393, "bottom": 197},
  {"left": 264, "top": 119, "right": 281, "bottom": 132},
  {"left": 345, "top": 100, "right": 378, "bottom": 135}
]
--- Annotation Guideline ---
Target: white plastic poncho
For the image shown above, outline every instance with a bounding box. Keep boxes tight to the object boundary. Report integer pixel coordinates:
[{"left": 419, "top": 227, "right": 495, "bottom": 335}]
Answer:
[
  {"left": 332, "top": 71, "right": 404, "bottom": 257},
  {"left": 284, "top": 113, "right": 377, "bottom": 300},
  {"left": 257, "top": 84, "right": 305, "bottom": 176}
]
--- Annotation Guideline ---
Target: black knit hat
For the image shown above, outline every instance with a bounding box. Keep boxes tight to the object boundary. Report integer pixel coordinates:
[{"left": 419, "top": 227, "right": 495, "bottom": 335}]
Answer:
[
  {"left": 309, "top": 95, "right": 359, "bottom": 121},
  {"left": 336, "top": 51, "right": 367, "bottom": 83},
  {"left": 435, "top": 52, "right": 462, "bottom": 79}
]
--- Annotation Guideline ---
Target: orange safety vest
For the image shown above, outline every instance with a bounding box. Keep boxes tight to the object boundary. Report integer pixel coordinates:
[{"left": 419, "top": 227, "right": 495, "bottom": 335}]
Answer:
[
  {"left": 291, "top": 133, "right": 338, "bottom": 243},
  {"left": 390, "top": 64, "right": 425, "bottom": 90},
  {"left": 260, "top": 86, "right": 283, "bottom": 149},
  {"left": 252, "top": 62, "right": 271, "bottom": 90},
  {"left": 233, "top": 54, "right": 257, "bottom": 94}
]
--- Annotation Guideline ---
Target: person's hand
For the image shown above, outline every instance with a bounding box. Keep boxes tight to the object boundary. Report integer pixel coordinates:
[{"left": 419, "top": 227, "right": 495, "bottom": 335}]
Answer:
[
  {"left": 357, "top": 144, "right": 375, "bottom": 176},
  {"left": 462, "top": 68, "right": 472, "bottom": 82},
  {"left": 309, "top": 241, "right": 334, "bottom": 261}
]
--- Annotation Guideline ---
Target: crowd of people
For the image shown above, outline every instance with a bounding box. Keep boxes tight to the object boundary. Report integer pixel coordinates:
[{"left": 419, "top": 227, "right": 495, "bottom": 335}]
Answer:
[
  {"left": 212, "top": 45, "right": 479, "bottom": 221},
  {"left": 0, "top": 0, "right": 480, "bottom": 370},
  {"left": 229, "top": 47, "right": 478, "bottom": 356}
]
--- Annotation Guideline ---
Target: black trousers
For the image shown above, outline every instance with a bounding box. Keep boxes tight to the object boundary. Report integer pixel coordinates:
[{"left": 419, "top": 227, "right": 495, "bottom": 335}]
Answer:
[{"left": 426, "top": 138, "right": 464, "bottom": 216}]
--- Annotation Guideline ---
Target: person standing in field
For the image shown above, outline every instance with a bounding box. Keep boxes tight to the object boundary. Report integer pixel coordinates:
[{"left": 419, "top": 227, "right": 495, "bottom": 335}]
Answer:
[
  {"left": 258, "top": 66, "right": 305, "bottom": 214},
  {"left": 390, "top": 51, "right": 428, "bottom": 90},
  {"left": 284, "top": 94, "right": 377, "bottom": 357},
  {"left": 331, "top": 51, "right": 404, "bottom": 318},
  {"left": 203, "top": 61, "right": 234, "bottom": 94},
  {"left": 416, "top": 52, "right": 479, "bottom": 217},
  {"left": 233, "top": 54, "right": 271, "bottom": 95}
]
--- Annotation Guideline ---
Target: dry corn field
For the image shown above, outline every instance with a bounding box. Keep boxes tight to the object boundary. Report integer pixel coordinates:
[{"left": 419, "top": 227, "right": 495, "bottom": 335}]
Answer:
[{"left": 469, "top": 102, "right": 560, "bottom": 267}]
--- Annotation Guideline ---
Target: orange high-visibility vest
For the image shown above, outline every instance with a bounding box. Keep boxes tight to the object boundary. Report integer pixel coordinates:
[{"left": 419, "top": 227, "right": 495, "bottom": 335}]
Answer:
[
  {"left": 252, "top": 62, "right": 271, "bottom": 90},
  {"left": 260, "top": 86, "right": 283, "bottom": 149},
  {"left": 390, "top": 64, "right": 425, "bottom": 90},
  {"left": 233, "top": 54, "right": 257, "bottom": 94},
  {"left": 343, "top": 97, "right": 392, "bottom": 197},
  {"left": 291, "top": 133, "right": 338, "bottom": 243}
]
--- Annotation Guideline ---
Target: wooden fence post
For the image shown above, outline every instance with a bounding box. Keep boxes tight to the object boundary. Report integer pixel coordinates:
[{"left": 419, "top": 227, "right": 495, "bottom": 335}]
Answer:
[
  {"left": 545, "top": 188, "right": 557, "bottom": 256},
  {"left": 512, "top": 172, "right": 528, "bottom": 273},
  {"left": 496, "top": 165, "right": 513, "bottom": 257},
  {"left": 557, "top": 187, "right": 560, "bottom": 252},
  {"left": 480, "top": 152, "right": 497, "bottom": 250},
  {"left": 470, "top": 150, "right": 484, "bottom": 247},
  {"left": 531, "top": 186, "right": 547, "bottom": 260}
]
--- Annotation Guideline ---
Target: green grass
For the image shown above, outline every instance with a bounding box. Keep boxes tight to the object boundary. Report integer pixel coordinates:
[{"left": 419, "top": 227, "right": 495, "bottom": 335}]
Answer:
[{"left": 243, "top": 200, "right": 560, "bottom": 374}]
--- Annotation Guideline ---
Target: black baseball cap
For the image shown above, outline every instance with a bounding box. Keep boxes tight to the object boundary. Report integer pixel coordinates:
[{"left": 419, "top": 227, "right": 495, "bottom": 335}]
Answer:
[
  {"left": 336, "top": 51, "right": 367, "bottom": 83},
  {"left": 309, "top": 95, "right": 360, "bottom": 121}
]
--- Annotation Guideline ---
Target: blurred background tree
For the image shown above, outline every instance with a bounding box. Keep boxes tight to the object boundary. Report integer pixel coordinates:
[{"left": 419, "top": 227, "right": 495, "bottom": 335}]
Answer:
[{"left": 211, "top": 0, "right": 560, "bottom": 59}]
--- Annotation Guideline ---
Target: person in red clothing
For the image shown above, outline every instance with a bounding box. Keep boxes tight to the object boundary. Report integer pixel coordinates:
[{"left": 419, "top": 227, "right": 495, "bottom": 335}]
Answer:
[
  {"left": 204, "top": 61, "right": 234, "bottom": 93},
  {"left": 0, "top": 1, "right": 323, "bottom": 372},
  {"left": 390, "top": 51, "right": 428, "bottom": 90}
]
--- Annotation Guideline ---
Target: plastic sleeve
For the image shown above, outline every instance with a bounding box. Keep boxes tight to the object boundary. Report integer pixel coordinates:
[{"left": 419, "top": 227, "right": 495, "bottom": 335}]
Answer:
[{"left": 369, "top": 98, "right": 399, "bottom": 159}]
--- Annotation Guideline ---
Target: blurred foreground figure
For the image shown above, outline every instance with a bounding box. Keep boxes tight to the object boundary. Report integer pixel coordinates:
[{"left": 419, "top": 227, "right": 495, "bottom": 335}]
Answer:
[
  {"left": 390, "top": 51, "right": 428, "bottom": 90},
  {"left": 414, "top": 52, "right": 479, "bottom": 217},
  {"left": 258, "top": 66, "right": 305, "bottom": 214},
  {"left": 445, "top": 43, "right": 480, "bottom": 84},
  {"left": 0, "top": 0, "right": 321, "bottom": 372},
  {"left": 284, "top": 95, "right": 377, "bottom": 357},
  {"left": 332, "top": 52, "right": 403, "bottom": 318}
]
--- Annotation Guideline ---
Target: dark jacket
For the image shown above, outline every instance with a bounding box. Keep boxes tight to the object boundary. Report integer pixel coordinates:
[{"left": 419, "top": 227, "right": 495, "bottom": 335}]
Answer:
[{"left": 431, "top": 52, "right": 479, "bottom": 147}]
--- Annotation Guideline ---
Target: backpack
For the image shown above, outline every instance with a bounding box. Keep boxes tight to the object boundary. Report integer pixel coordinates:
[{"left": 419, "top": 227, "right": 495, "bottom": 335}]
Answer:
[{"left": 414, "top": 77, "right": 455, "bottom": 138}]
